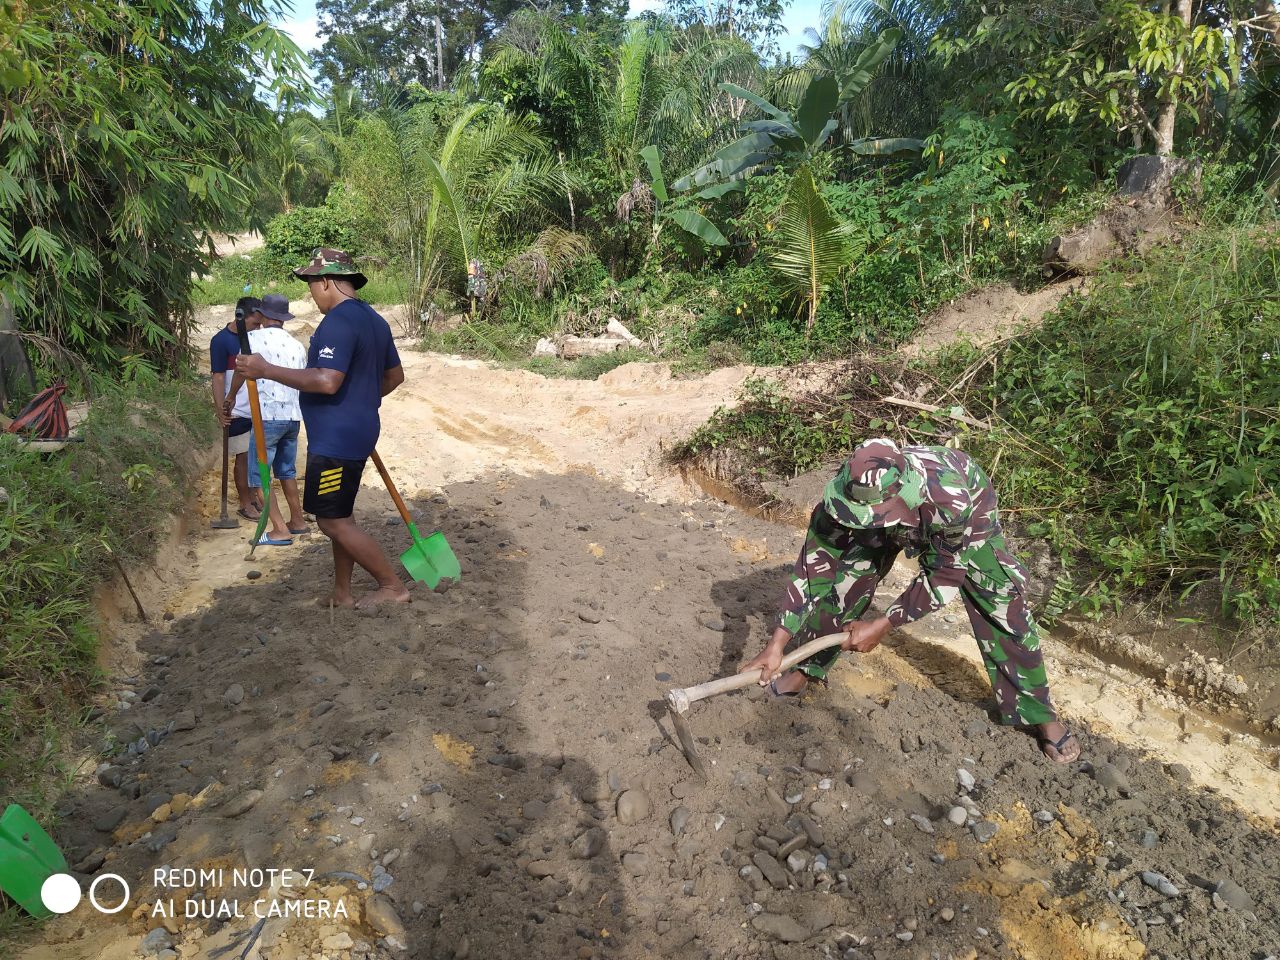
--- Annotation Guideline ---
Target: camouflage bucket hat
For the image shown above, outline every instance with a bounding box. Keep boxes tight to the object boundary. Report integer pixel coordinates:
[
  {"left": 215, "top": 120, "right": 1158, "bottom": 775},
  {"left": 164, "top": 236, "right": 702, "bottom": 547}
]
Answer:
[
  {"left": 822, "top": 438, "right": 926, "bottom": 528},
  {"left": 292, "top": 247, "right": 368, "bottom": 290}
]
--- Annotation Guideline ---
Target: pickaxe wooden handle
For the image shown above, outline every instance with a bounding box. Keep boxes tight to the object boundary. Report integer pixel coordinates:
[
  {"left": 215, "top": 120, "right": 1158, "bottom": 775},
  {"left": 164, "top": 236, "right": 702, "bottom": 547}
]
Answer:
[{"left": 666, "top": 632, "right": 848, "bottom": 714}]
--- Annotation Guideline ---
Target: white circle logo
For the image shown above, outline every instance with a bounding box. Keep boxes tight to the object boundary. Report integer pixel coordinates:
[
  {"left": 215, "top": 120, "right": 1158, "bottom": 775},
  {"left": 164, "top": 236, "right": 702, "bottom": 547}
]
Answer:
[
  {"left": 88, "top": 874, "right": 131, "bottom": 914},
  {"left": 40, "top": 873, "right": 82, "bottom": 914}
]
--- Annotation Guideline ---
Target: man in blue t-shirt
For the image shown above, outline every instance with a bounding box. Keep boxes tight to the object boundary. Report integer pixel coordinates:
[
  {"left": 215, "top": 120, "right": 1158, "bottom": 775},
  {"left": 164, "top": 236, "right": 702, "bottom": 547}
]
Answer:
[
  {"left": 235, "top": 249, "right": 408, "bottom": 608},
  {"left": 210, "top": 297, "right": 262, "bottom": 520}
]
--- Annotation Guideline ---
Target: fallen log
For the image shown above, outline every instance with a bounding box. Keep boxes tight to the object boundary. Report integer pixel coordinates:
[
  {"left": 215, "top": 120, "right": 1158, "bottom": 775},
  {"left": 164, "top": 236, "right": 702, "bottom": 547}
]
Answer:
[{"left": 558, "top": 336, "right": 627, "bottom": 359}]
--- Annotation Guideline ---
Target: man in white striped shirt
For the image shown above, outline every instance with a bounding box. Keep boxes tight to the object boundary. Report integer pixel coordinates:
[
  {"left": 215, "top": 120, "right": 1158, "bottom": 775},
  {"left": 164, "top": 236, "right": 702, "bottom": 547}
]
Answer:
[{"left": 223, "top": 294, "right": 309, "bottom": 545}]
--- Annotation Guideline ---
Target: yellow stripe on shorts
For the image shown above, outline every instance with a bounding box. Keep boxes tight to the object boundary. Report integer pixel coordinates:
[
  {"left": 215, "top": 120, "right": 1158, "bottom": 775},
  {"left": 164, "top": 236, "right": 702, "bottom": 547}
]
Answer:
[{"left": 316, "top": 465, "right": 344, "bottom": 495}]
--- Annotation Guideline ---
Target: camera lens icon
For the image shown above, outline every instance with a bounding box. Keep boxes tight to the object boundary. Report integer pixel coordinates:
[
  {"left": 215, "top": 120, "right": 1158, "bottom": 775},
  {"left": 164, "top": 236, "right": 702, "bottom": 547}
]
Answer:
[{"left": 39, "top": 873, "right": 131, "bottom": 915}]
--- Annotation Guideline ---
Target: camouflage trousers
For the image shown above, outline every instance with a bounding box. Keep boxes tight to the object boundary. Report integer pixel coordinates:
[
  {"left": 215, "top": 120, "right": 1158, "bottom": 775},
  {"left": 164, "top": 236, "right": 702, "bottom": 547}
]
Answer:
[{"left": 785, "top": 537, "right": 1057, "bottom": 726}]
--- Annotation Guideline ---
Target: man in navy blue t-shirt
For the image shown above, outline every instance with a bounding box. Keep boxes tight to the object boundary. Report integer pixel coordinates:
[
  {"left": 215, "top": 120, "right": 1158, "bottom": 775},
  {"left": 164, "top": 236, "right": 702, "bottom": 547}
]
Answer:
[
  {"left": 236, "top": 248, "right": 408, "bottom": 608},
  {"left": 210, "top": 297, "right": 262, "bottom": 520}
]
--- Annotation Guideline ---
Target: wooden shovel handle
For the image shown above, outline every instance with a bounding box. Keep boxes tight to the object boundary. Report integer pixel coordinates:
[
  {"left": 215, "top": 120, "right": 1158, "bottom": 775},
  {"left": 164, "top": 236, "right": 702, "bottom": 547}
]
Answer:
[
  {"left": 370, "top": 449, "right": 413, "bottom": 527},
  {"left": 245, "top": 382, "right": 269, "bottom": 467},
  {"left": 666, "top": 632, "right": 848, "bottom": 714},
  {"left": 233, "top": 315, "right": 269, "bottom": 468}
]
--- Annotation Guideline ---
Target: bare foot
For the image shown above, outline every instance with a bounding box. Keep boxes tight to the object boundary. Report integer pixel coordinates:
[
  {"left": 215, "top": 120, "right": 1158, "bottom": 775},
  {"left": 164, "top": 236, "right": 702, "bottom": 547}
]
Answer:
[
  {"left": 315, "top": 593, "right": 355, "bottom": 609},
  {"left": 1038, "top": 721, "right": 1081, "bottom": 763},
  {"left": 355, "top": 584, "right": 411, "bottom": 608}
]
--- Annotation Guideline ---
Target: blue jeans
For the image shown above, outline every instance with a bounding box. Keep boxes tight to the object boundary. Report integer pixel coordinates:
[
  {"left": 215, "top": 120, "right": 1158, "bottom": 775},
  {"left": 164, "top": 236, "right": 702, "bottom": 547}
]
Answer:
[{"left": 248, "top": 420, "right": 300, "bottom": 488}]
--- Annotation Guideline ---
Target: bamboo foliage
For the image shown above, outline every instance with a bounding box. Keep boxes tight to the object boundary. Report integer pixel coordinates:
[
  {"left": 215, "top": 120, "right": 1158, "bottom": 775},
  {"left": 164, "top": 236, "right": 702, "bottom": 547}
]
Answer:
[{"left": 0, "top": 0, "right": 310, "bottom": 372}]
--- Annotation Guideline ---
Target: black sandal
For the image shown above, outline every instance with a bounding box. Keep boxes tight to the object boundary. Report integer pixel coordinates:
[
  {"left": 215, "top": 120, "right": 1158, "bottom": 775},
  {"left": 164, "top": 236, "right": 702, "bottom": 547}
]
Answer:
[
  {"left": 767, "top": 678, "right": 802, "bottom": 700},
  {"left": 1039, "top": 729, "right": 1081, "bottom": 763}
]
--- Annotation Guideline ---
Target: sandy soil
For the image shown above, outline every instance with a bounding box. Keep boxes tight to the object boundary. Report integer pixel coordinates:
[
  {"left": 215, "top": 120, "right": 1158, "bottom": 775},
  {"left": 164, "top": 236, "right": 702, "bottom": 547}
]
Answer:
[
  {"left": 13, "top": 302, "right": 1280, "bottom": 960},
  {"left": 898, "top": 281, "right": 1085, "bottom": 359},
  {"left": 210, "top": 233, "right": 265, "bottom": 258}
]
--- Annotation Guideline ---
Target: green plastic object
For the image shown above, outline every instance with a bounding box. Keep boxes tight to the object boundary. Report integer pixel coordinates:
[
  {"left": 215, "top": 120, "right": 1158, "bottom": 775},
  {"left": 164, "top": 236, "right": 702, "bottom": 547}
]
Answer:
[
  {"left": 403, "top": 523, "right": 462, "bottom": 589},
  {"left": 369, "top": 449, "right": 461, "bottom": 590},
  {"left": 0, "top": 803, "right": 67, "bottom": 919}
]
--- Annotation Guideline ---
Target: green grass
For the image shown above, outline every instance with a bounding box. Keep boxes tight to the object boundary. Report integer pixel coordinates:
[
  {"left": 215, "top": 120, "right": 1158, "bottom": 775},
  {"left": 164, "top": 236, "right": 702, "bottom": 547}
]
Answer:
[
  {"left": 517, "top": 348, "right": 654, "bottom": 380},
  {"left": 0, "top": 377, "right": 218, "bottom": 816},
  {"left": 952, "top": 223, "right": 1280, "bottom": 621},
  {"left": 676, "top": 220, "right": 1280, "bottom": 622}
]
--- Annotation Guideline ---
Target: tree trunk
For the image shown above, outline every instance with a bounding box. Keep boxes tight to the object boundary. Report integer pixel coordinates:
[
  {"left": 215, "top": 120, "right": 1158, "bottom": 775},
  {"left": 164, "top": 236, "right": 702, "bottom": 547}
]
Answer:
[
  {"left": 1154, "top": 0, "right": 1195, "bottom": 156},
  {"left": 559, "top": 151, "right": 576, "bottom": 232},
  {"left": 434, "top": 16, "right": 445, "bottom": 90},
  {"left": 1257, "top": 0, "right": 1280, "bottom": 47}
]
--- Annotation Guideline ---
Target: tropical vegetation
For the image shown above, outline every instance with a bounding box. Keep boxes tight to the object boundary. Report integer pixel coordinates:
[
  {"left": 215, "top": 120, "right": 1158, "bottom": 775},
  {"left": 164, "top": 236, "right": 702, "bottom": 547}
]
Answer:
[{"left": 1, "top": 0, "right": 1278, "bottom": 779}]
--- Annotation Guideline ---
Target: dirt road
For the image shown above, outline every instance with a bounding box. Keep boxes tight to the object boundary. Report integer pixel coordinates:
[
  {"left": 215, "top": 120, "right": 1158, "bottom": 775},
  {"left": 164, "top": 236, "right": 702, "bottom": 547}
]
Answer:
[{"left": 17, "top": 316, "right": 1280, "bottom": 960}]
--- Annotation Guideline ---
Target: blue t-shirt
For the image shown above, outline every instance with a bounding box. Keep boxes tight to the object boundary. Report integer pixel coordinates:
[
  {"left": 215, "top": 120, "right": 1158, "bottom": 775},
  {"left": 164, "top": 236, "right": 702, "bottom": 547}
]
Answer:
[
  {"left": 209, "top": 327, "right": 240, "bottom": 376},
  {"left": 299, "top": 299, "right": 401, "bottom": 461}
]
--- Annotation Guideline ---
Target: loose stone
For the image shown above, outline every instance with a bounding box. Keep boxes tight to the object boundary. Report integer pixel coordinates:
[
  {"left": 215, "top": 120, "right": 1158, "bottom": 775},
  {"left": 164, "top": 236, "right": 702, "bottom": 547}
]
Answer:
[
  {"left": 670, "top": 806, "right": 691, "bottom": 836},
  {"left": 1140, "top": 871, "right": 1180, "bottom": 897},
  {"left": 616, "top": 789, "right": 651, "bottom": 825}
]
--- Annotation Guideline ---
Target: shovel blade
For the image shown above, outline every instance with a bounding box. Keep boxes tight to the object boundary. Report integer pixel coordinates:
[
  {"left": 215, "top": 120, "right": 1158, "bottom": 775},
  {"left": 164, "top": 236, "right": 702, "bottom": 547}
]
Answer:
[
  {"left": 0, "top": 804, "right": 67, "bottom": 918},
  {"left": 400, "top": 526, "right": 461, "bottom": 589}
]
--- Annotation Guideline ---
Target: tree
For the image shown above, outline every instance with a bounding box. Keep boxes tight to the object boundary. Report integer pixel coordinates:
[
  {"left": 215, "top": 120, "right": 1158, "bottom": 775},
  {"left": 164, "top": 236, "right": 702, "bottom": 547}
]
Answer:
[
  {"left": 771, "top": 166, "right": 859, "bottom": 331},
  {"left": 480, "top": 13, "right": 761, "bottom": 183},
  {"left": 664, "top": 0, "right": 789, "bottom": 58},
  {"left": 0, "top": 0, "right": 310, "bottom": 371},
  {"left": 932, "top": 0, "right": 1236, "bottom": 156},
  {"left": 339, "top": 101, "right": 564, "bottom": 323},
  {"left": 258, "top": 112, "right": 337, "bottom": 213},
  {"left": 794, "top": 0, "right": 952, "bottom": 141},
  {"left": 615, "top": 145, "right": 728, "bottom": 262},
  {"left": 665, "top": 30, "right": 916, "bottom": 331},
  {"left": 315, "top": 0, "right": 626, "bottom": 95},
  {"left": 674, "top": 26, "right": 918, "bottom": 190}
]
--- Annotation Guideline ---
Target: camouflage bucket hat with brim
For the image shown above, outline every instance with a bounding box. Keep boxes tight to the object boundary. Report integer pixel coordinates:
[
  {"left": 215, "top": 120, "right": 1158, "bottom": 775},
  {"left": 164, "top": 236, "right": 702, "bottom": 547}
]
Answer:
[
  {"left": 292, "top": 247, "right": 368, "bottom": 290},
  {"left": 822, "top": 438, "right": 926, "bottom": 528}
]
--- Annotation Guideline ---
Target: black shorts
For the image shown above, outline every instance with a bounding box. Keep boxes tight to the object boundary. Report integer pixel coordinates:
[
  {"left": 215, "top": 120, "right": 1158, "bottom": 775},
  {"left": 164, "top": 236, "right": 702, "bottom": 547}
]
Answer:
[{"left": 302, "top": 454, "right": 366, "bottom": 519}]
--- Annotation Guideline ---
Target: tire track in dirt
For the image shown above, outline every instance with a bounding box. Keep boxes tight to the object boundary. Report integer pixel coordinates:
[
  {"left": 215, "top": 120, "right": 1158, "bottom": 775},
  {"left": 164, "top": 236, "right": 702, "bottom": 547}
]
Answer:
[{"left": 18, "top": 337, "right": 1280, "bottom": 960}]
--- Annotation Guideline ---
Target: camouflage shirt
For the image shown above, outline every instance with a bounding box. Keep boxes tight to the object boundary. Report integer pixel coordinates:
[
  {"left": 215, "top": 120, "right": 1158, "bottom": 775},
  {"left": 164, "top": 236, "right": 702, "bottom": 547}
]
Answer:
[{"left": 780, "top": 443, "right": 1009, "bottom": 633}]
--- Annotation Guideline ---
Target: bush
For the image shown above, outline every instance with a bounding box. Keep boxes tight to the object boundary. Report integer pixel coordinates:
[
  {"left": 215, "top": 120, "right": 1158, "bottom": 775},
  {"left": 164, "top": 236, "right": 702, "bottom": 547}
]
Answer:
[
  {"left": 264, "top": 204, "right": 356, "bottom": 266},
  {"left": 952, "top": 222, "right": 1280, "bottom": 620},
  {"left": 0, "top": 377, "right": 217, "bottom": 813}
]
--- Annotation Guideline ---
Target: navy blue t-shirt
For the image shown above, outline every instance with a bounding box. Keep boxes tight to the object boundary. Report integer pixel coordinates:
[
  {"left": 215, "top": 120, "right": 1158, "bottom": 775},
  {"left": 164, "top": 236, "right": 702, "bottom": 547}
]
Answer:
[
  {"left": 299, "top": 299, "right": 401, "bottom": 461},
  {"left": 209, "top": 327, "right": 239, "bottom": 375}
]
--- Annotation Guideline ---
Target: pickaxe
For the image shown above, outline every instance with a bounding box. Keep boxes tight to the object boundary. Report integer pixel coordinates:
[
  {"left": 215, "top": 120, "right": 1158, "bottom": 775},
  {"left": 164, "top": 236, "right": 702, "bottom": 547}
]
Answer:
[{"left": 664, "top": 632, "right": 847, "bottom": 778}]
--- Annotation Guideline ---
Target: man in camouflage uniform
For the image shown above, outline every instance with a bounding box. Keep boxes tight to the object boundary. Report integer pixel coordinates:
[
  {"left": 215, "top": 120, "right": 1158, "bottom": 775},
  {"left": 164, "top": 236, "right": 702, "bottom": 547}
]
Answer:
[{"left": 741, "top": 438, "right": 1080, "bottom": 763}]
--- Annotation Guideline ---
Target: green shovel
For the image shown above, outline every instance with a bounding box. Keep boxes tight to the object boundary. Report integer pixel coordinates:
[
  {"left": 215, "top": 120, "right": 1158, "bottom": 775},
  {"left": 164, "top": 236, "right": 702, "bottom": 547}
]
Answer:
[
  {"left": 0, "top": 803, "right": 68, "bottom": 919},
  {"left": 370, "top": 450, "right": 461, "bottom": 589}
]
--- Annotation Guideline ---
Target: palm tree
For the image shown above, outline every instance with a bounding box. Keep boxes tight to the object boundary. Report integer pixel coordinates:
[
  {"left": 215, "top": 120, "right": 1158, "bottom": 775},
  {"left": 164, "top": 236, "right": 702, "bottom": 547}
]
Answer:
[
  {"left": 421, "top": 105, "right": 563, "bottom": 313},
  {"left": 339, "top": 101, "right": 561, "bottom": 326},
  {"left": 770, "top": 166, "right": 861, "bottom": 332},
  {"left": 482, "top": 13, "right": 760, "bottom": 187},
  {"left": 792, "top": 0, "right": 950, "bottom": 142},
  {"left": 267, "top": 113, "right": 336, "bottom": 211}
]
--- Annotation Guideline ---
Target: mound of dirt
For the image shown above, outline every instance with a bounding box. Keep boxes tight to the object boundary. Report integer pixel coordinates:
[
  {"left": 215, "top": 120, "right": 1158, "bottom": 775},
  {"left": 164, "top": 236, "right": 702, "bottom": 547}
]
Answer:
[{"left": 899, "top": 281, "right": 1082, "bottom": 359}]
